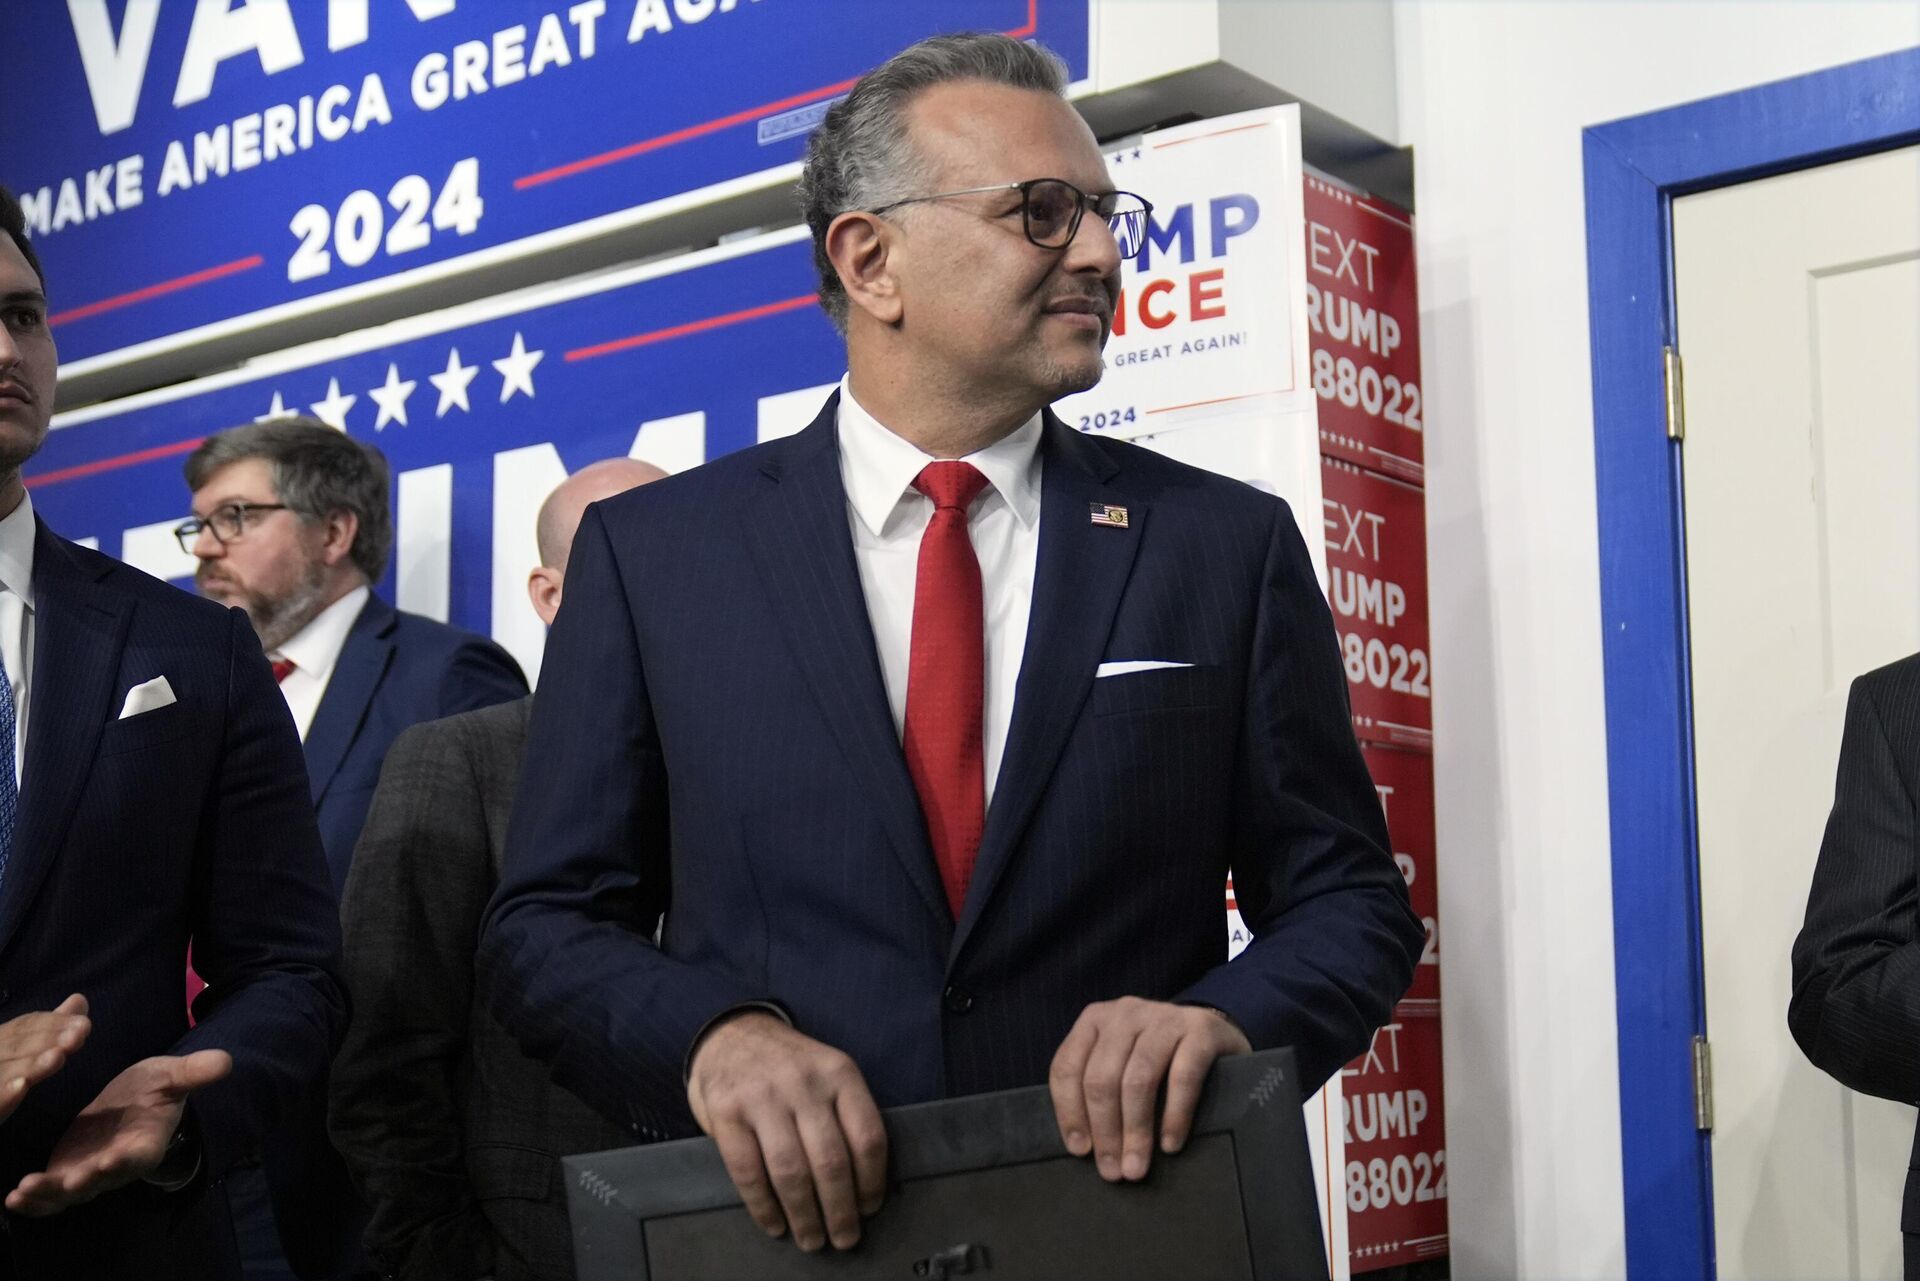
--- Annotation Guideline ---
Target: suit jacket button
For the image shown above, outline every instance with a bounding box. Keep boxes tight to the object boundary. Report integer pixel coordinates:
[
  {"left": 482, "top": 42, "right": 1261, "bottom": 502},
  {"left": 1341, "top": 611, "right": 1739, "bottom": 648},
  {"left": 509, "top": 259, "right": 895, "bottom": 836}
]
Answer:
[{"left": 943, "top": 986, "right": 974, "bottom": 1014}]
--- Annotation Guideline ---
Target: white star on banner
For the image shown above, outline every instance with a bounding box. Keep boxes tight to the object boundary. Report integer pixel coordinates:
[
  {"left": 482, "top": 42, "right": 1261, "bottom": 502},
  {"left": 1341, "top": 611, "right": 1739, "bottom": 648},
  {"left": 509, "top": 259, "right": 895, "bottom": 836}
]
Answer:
[
  {"left": 492, "top": 332, "right": 544, "bottom": 403},
  {"left": 309, "top": 378, "right": 356, "bottom": 431},
  {"left": 254, "top": 391, "right": 289, "bottom": 422},
  {"left": 367, "top": 362, "right": 417, "bottom": 431},
  {"left": 430, "top": 347, "right": 479, "bottom": 417}
]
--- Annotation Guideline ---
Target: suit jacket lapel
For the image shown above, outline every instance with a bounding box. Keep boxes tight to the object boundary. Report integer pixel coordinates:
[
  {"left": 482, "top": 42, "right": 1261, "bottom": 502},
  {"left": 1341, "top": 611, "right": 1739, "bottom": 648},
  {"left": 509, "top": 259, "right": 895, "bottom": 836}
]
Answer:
[
  {"left": 953, "top": 416, "right": 1144, "bottom": 959},
  {"left": 742, "top": 395, "right": 950, "bottom": 931},
  {"left": 0, "top": 523, "right": 132, "bottom": 958},
  {"left": 302, "top": 594, "right": 394, "bottom": 806}
]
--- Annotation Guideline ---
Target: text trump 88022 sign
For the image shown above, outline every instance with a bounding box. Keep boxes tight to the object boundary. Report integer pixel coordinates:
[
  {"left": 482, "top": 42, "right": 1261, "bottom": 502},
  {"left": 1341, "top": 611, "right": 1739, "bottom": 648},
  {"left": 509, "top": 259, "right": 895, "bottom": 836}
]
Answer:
[{"left": 9, "top": 0, "right": 1089, "bottom": 374}]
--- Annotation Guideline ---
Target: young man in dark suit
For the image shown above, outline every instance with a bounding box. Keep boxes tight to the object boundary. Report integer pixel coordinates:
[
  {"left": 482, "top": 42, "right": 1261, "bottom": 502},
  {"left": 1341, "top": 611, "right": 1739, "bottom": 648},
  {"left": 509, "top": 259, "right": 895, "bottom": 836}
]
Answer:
[
  {"left": 330, "top": 457, "right": 664, "bottom": 1280},
  {"left": 1792, "top": 653, "right": 1920, "bottom": 1277},
  {"left": 0, "top": 186, "right": 344, "bottom": 1277},
  {"left": 481, "top": 32, "right": 1422, "bottom": 1255}
]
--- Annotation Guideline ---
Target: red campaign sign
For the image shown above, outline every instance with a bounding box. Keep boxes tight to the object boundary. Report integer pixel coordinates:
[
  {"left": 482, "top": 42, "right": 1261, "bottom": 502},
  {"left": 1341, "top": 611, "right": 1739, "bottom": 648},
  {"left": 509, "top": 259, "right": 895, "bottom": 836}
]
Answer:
[
  {"left": 1322, "top": 457, "right": 1432, "bottom": 750},
  {"left": 1343, "top": 1010, "right": 1449, "bottom": 1270},
  {"left": 1303, "top": 175, "right": 1424, "bottom": 485},
  {"left": 1364, "top": 744, "right": 1439, "bottom": 1005}
]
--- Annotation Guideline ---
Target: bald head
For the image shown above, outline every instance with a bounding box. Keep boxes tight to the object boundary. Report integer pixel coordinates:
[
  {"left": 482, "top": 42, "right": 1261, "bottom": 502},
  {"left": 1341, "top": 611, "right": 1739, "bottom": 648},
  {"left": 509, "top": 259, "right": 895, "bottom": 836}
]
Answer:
[{"left": 536, "top": 457, "right": 669, "bottom": 572}]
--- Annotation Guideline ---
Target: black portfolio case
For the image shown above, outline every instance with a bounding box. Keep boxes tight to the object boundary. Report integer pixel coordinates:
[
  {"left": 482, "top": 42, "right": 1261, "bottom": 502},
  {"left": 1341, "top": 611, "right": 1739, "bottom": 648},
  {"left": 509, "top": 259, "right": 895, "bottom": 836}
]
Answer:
[{"left": 564, "top": 1047, "right": 1329, "bottom": 1280}]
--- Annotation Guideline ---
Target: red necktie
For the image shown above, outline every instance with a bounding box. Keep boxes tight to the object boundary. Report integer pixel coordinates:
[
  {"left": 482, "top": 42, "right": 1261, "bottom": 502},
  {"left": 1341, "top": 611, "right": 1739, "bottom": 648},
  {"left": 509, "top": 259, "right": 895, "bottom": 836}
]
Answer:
[
  {"left": 903, "top": 462, "right": 991, "bottom": 918},
  {"left": 270, "top": 659, "right": 296, "bottom": 683}
]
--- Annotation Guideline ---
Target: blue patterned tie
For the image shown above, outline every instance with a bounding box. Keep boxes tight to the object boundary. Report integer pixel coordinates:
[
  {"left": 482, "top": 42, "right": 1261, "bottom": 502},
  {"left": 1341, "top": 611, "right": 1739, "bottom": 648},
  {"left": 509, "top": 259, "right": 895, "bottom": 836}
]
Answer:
[{"left": 0, "top": 646, "right": 16, "bottom": 890}]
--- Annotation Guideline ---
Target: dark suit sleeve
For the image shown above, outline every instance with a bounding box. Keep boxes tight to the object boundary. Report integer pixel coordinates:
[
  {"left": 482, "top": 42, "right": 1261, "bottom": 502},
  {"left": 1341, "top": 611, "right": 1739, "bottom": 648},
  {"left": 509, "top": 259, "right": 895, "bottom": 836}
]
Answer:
[
  {"left": 1178, "top": 503, "right": 1424, "bottom": 1089},
  {"left": 173, "top": 607, "right": 347, "bottom": 1179},
  {"left": 329, "top": 719, "right": 494, "bottom": 1280},
  {"left": 436, "top": 635, "right": 527, "bottom": 717},
  {"left": 1790, "top": 676, "right": 1920, "bottom": 1103},
  {"left": 480, "top": 505, "right": 761, "bottom": 1136}
]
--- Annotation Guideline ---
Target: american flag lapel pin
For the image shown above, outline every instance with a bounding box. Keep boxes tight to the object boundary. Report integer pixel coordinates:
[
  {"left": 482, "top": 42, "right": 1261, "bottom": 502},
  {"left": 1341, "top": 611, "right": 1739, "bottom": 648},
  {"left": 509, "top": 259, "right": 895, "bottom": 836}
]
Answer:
[{"left": 1089, "top": 503, "right": 1129, "bottom": 528}]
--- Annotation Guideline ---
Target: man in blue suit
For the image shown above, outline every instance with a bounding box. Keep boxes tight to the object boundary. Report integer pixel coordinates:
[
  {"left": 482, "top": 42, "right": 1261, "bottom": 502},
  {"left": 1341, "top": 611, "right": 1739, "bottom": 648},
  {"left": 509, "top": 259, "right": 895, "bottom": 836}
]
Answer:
[
  {"left": 481, "top": 32, "right": 1422, "bottom": 1257},
  {"left": 181, "top": 421, "right": 524, "bottom": 1279},
  {"left": 182, "top": 420, "right": 528, "bottom": 897},
  {"left": 0, "top": 188, "right": 344, "bottom": 1276}
]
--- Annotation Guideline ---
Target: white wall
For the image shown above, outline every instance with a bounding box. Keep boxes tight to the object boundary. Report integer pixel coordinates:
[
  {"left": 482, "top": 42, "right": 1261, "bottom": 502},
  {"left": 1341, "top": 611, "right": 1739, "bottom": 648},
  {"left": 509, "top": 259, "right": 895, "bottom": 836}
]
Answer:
[
  {"left": 1395, "top": 4, "right": 1920, "bottom": 1278},
  {"left": 1219, "top": 0, "right": 1400, "bottom": 144}
]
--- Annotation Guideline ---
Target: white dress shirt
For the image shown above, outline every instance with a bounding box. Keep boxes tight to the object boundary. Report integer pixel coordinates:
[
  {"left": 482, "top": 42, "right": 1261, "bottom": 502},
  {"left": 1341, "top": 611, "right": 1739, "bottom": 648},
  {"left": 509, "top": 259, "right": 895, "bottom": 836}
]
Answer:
[
  {"left": 837, "top": 378, "right": 1043, "bottom": 805},
  {"left": 270, "top": 584, "right": 370, "bottom": 741},
  {"left": 0, "top": 492, "right": 35, "bottom": 787}
]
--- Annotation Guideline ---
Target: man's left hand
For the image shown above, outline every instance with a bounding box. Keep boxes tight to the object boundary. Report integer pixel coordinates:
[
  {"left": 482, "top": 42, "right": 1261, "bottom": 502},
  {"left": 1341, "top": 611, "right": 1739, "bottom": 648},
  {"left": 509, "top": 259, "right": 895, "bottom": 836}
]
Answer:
[
  {"left": 1048, "top": 998, "right": 1250, "bottom": 1184},
  {"left": 4, "top": 1050, "right": 232, "bottom": 1216}
]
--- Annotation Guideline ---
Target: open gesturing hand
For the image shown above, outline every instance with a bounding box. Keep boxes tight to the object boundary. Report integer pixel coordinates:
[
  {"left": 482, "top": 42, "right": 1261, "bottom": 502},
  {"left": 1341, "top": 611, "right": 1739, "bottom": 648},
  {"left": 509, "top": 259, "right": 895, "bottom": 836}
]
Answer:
[
  {"left": 0, "top": 995, "right": 90, "bottom": 1125},
  {"left": 5, "top": 1049, "right": 231, "bottom": 1216}
]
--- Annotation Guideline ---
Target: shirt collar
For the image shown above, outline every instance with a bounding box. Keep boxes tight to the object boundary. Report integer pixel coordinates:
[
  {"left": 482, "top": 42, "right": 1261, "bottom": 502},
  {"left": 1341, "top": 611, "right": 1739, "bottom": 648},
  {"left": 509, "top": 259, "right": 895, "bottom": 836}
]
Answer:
[
  {"left": 836, "top": 376, "right": 1043, "bottom": 537},
  {"left": 0, "top": 491, "right": 37, "bottom": 611},
  {"left": 272, "top": 584, "right": 370, "bottom": 682}
]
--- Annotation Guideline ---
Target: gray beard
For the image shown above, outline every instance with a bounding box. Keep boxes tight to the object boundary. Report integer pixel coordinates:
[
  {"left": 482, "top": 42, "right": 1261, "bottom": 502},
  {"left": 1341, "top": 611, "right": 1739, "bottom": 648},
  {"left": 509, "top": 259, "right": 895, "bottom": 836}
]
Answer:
[
  {"left": 1037, "top": 351, "right": 1105, "bottom": 402},
  {"left": 244, "top": 562, "right": 334, "bottom": 653}
]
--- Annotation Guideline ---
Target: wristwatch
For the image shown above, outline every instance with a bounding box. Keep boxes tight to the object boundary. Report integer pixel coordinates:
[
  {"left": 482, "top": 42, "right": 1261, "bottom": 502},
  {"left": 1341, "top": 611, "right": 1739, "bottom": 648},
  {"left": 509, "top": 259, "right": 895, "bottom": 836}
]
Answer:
[{"left": 144, "top": 1109, "right": 202, "bottom": 1192}]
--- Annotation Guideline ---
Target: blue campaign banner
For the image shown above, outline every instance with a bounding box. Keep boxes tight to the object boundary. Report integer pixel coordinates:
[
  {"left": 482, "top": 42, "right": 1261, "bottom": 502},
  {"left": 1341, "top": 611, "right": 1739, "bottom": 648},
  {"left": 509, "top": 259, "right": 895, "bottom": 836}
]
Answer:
[
  {"left": 27, "top": 226, "right": 848, "bottom": 683},
  {"left": 10, "top": 0, "right": 1090, "bottom": 370}
]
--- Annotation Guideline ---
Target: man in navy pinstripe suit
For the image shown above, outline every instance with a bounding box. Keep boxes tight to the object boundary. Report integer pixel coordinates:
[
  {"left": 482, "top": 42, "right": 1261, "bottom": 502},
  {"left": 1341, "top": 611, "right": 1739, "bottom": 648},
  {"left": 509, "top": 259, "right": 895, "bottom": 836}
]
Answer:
[
  {"left": 480, "top": 33, "right": 1422, "bottom": 1256},
  {"left": 0, "top": 187, "right": 343, "bottom": 1277}
]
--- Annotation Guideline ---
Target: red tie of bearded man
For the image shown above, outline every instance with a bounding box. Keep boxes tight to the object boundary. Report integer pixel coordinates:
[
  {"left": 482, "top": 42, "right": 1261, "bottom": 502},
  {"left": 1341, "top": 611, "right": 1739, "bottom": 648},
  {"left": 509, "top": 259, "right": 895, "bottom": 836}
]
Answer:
[
  {"left": 270, "top": 659, "right": 296, "bottom": 683},
  {"left": 903, "top": 461, "right": 992, "bottom": 918}
]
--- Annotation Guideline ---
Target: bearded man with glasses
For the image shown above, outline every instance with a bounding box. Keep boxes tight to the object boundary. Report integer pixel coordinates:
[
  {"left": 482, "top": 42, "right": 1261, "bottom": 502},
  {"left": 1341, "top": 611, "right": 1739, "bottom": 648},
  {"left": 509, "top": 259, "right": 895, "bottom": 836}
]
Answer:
[
  {"left": 481, "top": 30, "right": 1421, "bottom": 1258},
  {"left": 180, "top": 420, "right": 526, "bottom": 897},
  {"left": 179, "top": 418, "right": 524, "bottom": 1281}
]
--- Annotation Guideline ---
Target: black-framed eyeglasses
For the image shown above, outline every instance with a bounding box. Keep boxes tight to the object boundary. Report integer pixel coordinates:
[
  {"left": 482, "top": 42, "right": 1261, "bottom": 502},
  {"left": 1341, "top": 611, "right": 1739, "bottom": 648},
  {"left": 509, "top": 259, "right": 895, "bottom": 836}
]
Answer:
[
  {"left": 174, "top": 502, "right": 293, "bottom": 553},
  {"left": 866, "top": 178, "right": 1154, "bottom": 258}
]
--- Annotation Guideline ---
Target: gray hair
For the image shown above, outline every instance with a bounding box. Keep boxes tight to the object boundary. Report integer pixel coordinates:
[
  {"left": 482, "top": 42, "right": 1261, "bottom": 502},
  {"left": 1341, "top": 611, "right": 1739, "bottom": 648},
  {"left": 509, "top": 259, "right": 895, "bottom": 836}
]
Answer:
[
  {"left": 184, "top": 418, "right": 393, "bottom": 582},
  {"left": 798, "top": 32, "right": 1069, "bottom": 333}
]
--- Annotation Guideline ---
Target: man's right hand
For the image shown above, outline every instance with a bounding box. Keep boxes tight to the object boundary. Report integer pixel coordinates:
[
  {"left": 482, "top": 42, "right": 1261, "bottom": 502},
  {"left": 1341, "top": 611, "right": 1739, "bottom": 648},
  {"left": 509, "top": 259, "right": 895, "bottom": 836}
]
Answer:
[
  {"left": 0, "top": 995, "right": 90, "bottom": 1124},
  {"left": 686, "top": 1011, "right": 888, "bottom": 1252}
]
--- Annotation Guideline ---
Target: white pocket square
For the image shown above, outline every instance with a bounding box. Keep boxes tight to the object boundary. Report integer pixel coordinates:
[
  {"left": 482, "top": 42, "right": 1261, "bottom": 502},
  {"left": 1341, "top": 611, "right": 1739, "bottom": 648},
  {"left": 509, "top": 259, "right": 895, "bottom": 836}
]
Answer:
[
  {"left": 1095, "top": 660, "right": 1194, "bottom": 678},
  {"left": 117, "top": 675, "right": 177, "bottom": 720}
]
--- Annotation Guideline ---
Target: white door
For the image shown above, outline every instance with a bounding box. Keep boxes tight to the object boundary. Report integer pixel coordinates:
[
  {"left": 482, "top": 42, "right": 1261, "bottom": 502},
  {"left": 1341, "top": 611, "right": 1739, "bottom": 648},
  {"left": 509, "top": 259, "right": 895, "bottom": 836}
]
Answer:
[{"left": 1677, "top": 142, "right": 1920, "bottom": 1279}]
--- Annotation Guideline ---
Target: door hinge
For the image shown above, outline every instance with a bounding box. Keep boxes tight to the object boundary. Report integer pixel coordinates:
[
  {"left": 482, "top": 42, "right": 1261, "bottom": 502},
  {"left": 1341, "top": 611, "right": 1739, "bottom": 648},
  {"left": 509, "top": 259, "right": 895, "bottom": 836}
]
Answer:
[
  {"left": 1692, "top": 1034, "right": 1713, "bottom": 1132},
  {"left": 1664, "top": 346, "right": 1686, "bottom": 442}
]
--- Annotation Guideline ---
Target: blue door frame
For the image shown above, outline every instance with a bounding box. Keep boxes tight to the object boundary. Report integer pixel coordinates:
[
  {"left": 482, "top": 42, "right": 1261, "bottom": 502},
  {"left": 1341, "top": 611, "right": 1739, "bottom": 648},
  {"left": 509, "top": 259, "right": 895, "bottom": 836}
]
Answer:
[{"left": 1586, "top": 46, "right": 1920, "bottom": 1280}]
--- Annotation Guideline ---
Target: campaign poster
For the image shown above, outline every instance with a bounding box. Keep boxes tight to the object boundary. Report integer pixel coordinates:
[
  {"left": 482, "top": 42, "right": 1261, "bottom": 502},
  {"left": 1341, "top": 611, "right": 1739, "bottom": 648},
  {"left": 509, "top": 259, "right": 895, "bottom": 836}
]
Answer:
[
  {"left": 1322, "top": 456, "right": 1431, "bottom": 751},
  {"left": 11, "top": 0, "right": 1090, "bottom": 373},
  {"left": 1057, "top": 105, "right": 1317, "bottom": 458},
  {"left": 1342, "top": 1006, "right": 1449, "bottom": 1270},
  {"left": 1344, "top": 737, "right": 1448, "bottom": 1272},
  {"left": 1227, "top": 743, "right": 1444, "bottom": 1275},
  {"left": 1303, "top": 173, "right": 1422, "bottom": 486},
  {"left": 32, "top": 226, "right": 845, "bottom": 686},
  {"left": 1345, "top": 664, "right": 1446, "bottom": 1272},
  {"left": 1366, "top": 744, "right": 1440, "bottom": 1006},
  {"left": 1131, "top": 414, "right": 1327, "bottom": 587}
]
